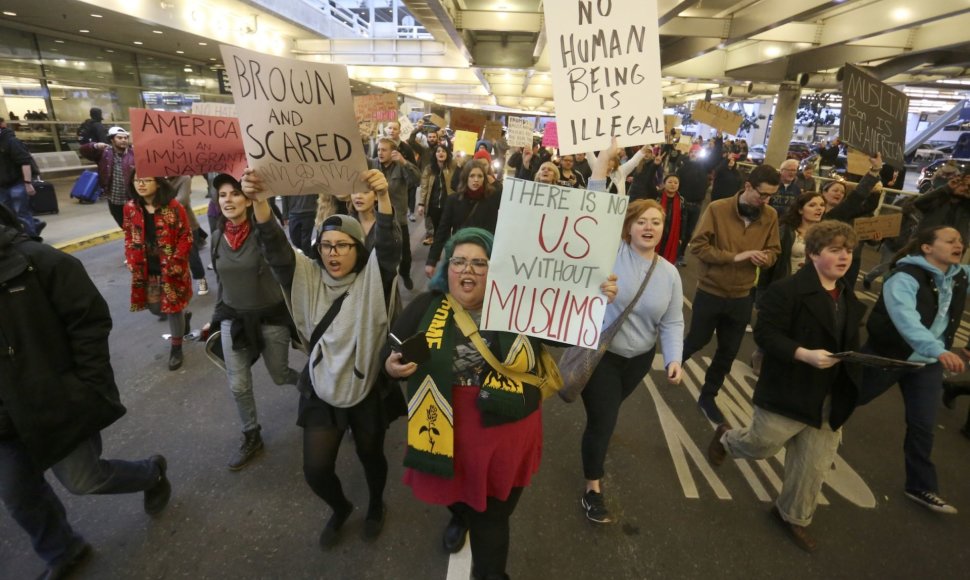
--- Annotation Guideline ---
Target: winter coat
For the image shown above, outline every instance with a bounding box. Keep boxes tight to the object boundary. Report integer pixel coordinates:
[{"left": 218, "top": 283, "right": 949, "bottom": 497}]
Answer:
[
  {"left": 79, "top": 143, "right": 136, "bottom": 204},
  {"left": 123, "top": 199, "right": 193, "bottom": 313},
  {"left": 0, "top": 225, "right": 126, "bottom": 469},
  {"left": 754, "top": 263, "right": 866, "bottom": 429}
]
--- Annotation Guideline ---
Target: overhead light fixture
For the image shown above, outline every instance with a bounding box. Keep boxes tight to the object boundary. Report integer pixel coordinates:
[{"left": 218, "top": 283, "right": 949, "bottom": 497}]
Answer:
[
  {"left": 176, "top": 50, "right": 184, "bottom": 54},
  {"left": 105, "top": 49, "right": 115, "bottom": 53},
  {"left": 209, "top": 57, "right": 217, "bottom": 61},
  {"left": 54, "top": 39, "right": 65, "bottom": 44},
  {"left": 133, "top": 41, "right": 143, "bottom": 45},
  {"left": 2, "top": 11, "right": 16, "bottom": 16},
  {"left": 79, "top": 29, "right": 90, "bottom": 33},
  {"left": 891, "top": 7, "right": 911, "bottom": 21},
  {"left": 763, "top": 45, "right": 782, "bottom": 58},
  {"left": 91, "top": 13, "right": 103, "bottom": 18},
  {"left": 198, "top": 42, "right": 207, "bottom": 46},
  {"left": 153, "top": 30, "right": 164, "bottom": 34}
]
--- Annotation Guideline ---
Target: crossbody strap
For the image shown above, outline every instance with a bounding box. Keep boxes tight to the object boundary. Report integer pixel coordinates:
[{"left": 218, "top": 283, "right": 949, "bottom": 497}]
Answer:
[
  {"left": 445, "top": 293, "right": 544, "bottom": 387},
  {"left": 310, "top": 291, "right": 349, "bottom": 349},
  {"left": 612, "top": 254, "right": 659, "bottom": 331}
]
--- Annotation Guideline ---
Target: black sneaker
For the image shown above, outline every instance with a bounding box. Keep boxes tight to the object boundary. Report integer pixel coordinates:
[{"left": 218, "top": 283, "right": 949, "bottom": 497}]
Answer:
[
  {"left": 581, "top": 490, "right": 613, "bottom": 524},
  {"left": 144, "top": 455, "right": 171, "bottom": 515},
  {"left": 905, "top": 490, "right": 958, "bottom": 514},
  {"left": 698, "top": 394, "right": 726, "bottom": 424},
  {"left": 402, "top": 276, "right": 414, "bottom": 291}
]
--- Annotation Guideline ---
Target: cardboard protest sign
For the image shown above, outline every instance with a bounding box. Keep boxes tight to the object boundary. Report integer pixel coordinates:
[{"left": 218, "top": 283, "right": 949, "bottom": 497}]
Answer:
[
  {"left": 542, "top": 121, "right": 559, "bottom": 147},
  {"left": 846, "top": 148, "right": 870, "bottom": 176},
  {"left": 397, "top": 116, "right": 415, "bottom": 140},
  {"left": 544, "top": 0, "right": 664, "bottom": 154},
  {"left": 191, "top": 102, "right": 237, "bottom": 117},
  {"left": 484, "top": 121, "right": 504, "bottom": 142},
  {"left": 482, "top": 177, "right": 626, "bottom": 347},
  {"left": 507, "top": 116, "right": 534, "bottom": 148},
  {"left": 676, "top": 133, "right": 691, "bottom": 154},
  {"left": 130, "top": 108, "right": 247, "bottom": 178},
  {"left": 353, "top": 93, "right": 398, "bottom": 122},
  {"left": 357, "top": 119, "right": 378, "bottom": 140},
  {"left": 664, "top": 115, "right": 680, "bottom": 134},
  {"left": 841, "top": 64, "right": 909, "bottom": 168},
  {"left": 428, "top": 113, "right": 447, "bottom": 129},
  {"left": 453, "top": 130, "right": 478, "bottom": 156},
  {"left": 451, "top": 108, "right": 488, "bottom": 134},
  {"left": 692, "top": 101, "right": 743, "bottom": 135},
  {"left": 219, "top": 44, "right": 368, "bottom": 198},
  {"left": 854, "top": 213, "right": 902, "bottom": 241}
]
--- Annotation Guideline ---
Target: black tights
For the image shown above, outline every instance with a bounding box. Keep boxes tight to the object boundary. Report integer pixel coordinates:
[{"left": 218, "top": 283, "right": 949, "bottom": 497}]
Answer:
[
  {"left": 302, "top": 410, "right": 388, "bottom": 519},
  {"left": 451, "top": 487, "right": 524, "bottom": 580}
]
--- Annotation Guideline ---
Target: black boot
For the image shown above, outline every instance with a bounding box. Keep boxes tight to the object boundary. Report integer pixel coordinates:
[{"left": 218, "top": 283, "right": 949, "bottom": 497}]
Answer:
[
  {"left": 228, "top": 426, "right": 264, "bottom": 471},
  {"left": 168, "top": 344, "right": 183, "bottom": 371},
  {"left": 942, "top": 379, "right": 970, "bottom": 409}
]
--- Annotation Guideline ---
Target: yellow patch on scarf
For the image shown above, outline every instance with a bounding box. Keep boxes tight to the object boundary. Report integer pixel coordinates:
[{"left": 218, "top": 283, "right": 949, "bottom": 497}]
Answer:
[
  {"left": 407, "top": 376, "right": 455, "bottom": 458},
  {"left": 482, "top": 335, "right": 535, "bottom": 395}
]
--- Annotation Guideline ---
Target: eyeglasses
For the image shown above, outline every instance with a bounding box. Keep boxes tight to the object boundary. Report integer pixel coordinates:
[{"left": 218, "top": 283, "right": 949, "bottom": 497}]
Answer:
[
  {"left": 754, "top": 188, "right": 775, "bottom": 200},
  {"left": 448, "top": 256, "right": 489, "bottom": 273},
  {"left": 319, "top": 242, "right": 355, "bottom": 256},
  {"left": 133, "top": 178, "right": 155, "bottom": 186}
]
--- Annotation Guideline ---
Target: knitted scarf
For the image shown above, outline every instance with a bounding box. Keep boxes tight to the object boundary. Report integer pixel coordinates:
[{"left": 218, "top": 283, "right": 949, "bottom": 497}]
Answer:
[
  {"left": 404, "top": 294, "right": 540, "bottom": 478},
  {"left": 659, "top": 193, "right": 682, "bottom": 263}
]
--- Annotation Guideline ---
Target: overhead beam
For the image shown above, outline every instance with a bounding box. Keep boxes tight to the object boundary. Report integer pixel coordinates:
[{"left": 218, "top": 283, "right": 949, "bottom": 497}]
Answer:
[
  {"left": 658, "top": 0, "right": 701, "bottom": 25},
  {"left": 819, "top": 0, "right": 970, "bottom": 47},
  {"left": 659, "top": 17, "right": 727, "bottom": 38},
  {"left": 458, "top": 10, "right": 541, "bottom": 32}
]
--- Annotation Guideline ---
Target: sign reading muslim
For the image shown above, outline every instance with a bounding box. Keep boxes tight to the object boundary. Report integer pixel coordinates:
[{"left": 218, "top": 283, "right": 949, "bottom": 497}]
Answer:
[{"left": 482, "top": 178, "right": 626, "bottom": 348}]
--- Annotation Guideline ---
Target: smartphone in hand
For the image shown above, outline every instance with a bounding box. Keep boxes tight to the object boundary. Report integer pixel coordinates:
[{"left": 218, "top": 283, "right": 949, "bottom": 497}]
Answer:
[{"left": 389, "top": 331, "right": 430, "bottom": 365}]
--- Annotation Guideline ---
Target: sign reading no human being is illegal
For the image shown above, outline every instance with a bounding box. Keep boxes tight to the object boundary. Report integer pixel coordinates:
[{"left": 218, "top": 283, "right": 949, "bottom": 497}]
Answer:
[
  {"left": 481, "top": 177, "right": 626, "bottom": 348},
  {"left": 218, "top": 44, "right": 369, "bottom": 198},
  {"left": 543, "top": 0, "right": 665, "bottom": 154}
]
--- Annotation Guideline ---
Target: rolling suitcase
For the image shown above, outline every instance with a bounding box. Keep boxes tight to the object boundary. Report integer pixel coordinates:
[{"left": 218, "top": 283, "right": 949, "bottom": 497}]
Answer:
[
  {"left": 29, "top": 180, "right": 59, "bottom": 214},
  {"left": 70, "top": 170, "right": 100, "bottom": 203}
]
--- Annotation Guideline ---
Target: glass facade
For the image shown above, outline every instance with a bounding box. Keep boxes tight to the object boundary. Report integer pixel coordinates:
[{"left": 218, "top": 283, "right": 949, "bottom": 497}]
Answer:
[{"left": 0, "top": 24, "right": 230, "bottom": 152}]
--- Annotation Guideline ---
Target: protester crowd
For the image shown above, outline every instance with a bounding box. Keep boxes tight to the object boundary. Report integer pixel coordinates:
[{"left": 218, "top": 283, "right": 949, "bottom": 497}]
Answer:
[{"left": 3, "top": 115, "right": 970, "bottom": 580}]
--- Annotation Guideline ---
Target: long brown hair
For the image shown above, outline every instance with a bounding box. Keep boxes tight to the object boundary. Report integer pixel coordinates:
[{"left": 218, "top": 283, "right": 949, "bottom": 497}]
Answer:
[
  {"left": 456, "top": 160, "right": 494, "bottom": 198},
  {"left": 890, "top": 225, "right": 954, "bottom": 268}
]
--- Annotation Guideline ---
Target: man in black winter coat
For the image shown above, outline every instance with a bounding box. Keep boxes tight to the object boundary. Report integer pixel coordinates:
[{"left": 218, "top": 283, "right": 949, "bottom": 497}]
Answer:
[
  {"left": 708, "top": 220, "right": 866, "bottom": 553},
  {"left": 0, "top": 205, "right": 171, "bottom": 579}
]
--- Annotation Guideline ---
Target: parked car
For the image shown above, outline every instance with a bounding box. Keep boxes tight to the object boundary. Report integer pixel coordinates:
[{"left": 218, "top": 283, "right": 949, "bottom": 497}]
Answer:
[
  {"left": 748, "top": 144, "right": 765, "bottom": 164},
  {"left": 912, "top": 145, "right": 948, "bottom": 164},
  {"left": 787, "top": 141, "right": 812, "bottom": 160},
  {"left": 916, "top": 158, "right": 970, "bottom": 193}
]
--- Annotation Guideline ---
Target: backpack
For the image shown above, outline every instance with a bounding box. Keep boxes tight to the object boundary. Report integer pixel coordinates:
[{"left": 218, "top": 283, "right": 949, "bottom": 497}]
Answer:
[{"left": 77, "top": 120, "right": 94, "bottom": 145}]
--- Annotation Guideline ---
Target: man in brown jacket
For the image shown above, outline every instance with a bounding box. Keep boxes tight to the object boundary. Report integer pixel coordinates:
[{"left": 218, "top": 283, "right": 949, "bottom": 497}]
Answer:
[{"left": 683, "top": 164, "right": 782, "bottom": 425}]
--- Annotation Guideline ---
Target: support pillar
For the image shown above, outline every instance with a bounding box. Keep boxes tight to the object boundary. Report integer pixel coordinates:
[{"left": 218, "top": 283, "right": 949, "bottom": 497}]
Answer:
[{"left": 764, "top": 84, "right": 801, "bottom": 169}]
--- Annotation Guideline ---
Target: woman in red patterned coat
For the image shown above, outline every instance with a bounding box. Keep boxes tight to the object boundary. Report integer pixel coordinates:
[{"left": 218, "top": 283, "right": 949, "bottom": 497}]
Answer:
[{"left": 123, "top": 173, "right": 194, "bottom": 370}]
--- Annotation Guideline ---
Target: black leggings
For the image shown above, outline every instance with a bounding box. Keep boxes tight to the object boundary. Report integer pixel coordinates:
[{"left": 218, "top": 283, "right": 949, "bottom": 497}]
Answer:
[
  {"left": 450, "top": 487, "right": 524, "bottom": 580},
  {"left": 581, "top": 349, "right": 656, "bottom": 481},
  {"left": 302, "top": 407, "right": 388, "bottom": 516}
]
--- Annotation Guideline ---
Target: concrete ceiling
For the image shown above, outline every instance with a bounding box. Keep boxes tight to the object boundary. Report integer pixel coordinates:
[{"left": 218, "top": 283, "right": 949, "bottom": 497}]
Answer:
[{"left": 3, "top": 0, "right": 970, "bottom": 115}]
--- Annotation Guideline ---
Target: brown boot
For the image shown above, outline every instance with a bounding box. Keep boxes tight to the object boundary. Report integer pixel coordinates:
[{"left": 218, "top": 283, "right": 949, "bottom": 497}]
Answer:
[
  {"left": 708, "top": 424, "right": 730, "bottom": 466},
  {"left": 771, "top": 506, "right": 817, "bottom": 552}
]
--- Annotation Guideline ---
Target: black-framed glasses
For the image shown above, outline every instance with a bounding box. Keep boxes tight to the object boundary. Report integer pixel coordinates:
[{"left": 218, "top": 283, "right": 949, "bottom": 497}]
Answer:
[
  {"left": 448, "top": 256, "right": 489, "bottom": 273},
  {"left": 133, "top": 178, "right": 156, "bottom": 186},
  {"left": 754, "top": 187, "right": 776, "bottom": 199},
  {"left": 319, "top": 242, "right": 355, "bottom": 256}
]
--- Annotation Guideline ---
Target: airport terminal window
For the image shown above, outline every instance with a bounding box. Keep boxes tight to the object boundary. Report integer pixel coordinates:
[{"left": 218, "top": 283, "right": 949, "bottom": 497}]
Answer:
[{"left": 0, "top": 28, "right": 42, "bottom": 78}]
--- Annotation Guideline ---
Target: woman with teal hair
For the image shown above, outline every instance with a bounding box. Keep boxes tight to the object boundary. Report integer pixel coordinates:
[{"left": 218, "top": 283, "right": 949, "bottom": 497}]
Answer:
[{"left": 385, "top": 227, "right": 616, "bottom": 580}]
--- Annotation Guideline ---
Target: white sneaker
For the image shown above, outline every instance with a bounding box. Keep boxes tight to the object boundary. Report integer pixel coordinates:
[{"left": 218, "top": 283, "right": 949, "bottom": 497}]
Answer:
[{"left": 197, "top": 279, "right": 209, "bottom": 296}]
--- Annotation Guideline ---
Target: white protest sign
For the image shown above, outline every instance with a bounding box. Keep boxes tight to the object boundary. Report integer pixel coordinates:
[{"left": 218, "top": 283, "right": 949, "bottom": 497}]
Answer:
[
  {"left": 482, "top": 177, "right": 626, "bottom": 348},
  {"left": 507, "top": 116, "right": 534, "bottom": 148},
  {"left": 191, "top": 102, "right": 237, "bottom": 117},
  {"left": 544, "top": 0, "right": 665, "bottom": 154},
  {"left": 219, "top": 44, "right": 368, "bottom": 198}
]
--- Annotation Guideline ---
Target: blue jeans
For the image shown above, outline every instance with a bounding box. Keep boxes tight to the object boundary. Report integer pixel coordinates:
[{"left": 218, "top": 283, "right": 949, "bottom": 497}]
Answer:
[
  {"left": 0, "top": 181, "right": 37, "bottom": 236},
  {"left": 221, "top": 321, "right": 299, "bottom": 432},
  {"left": 0, "top": 433, "right": 160, "bottom": 565},
  {"left": 859, "top": 349, "right": 944, "bottom": 494}
]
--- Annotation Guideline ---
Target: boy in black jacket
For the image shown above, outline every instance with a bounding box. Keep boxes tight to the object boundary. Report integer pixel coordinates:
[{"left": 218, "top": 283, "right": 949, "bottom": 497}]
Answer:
[{"left": 708, "top": 220, "right": 865, "bottom": 553}]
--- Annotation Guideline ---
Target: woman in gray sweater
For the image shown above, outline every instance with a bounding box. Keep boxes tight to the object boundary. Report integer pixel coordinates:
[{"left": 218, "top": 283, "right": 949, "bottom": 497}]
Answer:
[{"left": 208, "top": 174, "right": 299, "bottom": 471}]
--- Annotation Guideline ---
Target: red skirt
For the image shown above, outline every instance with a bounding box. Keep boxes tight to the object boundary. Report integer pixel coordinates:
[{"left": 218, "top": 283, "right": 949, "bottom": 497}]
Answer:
[{"left": 403, "top": 384, "right": 542, "bottom": 512}]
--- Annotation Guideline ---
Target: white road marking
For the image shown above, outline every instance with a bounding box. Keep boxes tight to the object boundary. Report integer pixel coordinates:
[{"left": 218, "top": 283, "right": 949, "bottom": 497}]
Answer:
[{"left": 446, "top": 539, "right": 472, "bottom": 580}]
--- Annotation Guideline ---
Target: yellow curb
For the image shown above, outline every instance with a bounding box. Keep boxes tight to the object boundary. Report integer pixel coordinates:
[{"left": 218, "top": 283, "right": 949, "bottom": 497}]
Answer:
[{"left": 54, "top": 203, "right": 211, "bottom": 254}]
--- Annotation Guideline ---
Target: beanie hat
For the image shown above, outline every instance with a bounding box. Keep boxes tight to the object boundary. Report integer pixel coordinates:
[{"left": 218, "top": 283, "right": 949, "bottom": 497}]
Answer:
[
  {"left": 90, "top": 107, "right": 103, "bottom": 121},
  {"left": 318, "top": 214, "right": 365, "bottom": 247},
  {"left": 473, "top": 149, "right": 492, "bottom": 163}
]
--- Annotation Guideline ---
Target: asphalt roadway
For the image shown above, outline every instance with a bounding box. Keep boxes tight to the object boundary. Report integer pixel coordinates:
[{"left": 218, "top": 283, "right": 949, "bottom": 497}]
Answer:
[{"left": 2, "top": 202, "right": 970, "bottom": 580}]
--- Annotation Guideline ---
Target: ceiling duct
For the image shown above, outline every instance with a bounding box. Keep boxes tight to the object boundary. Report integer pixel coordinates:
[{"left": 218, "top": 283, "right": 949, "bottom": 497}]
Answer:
[
  {"left": 796, "top": 73, "right": 839, "bottom": 89},
  {"left": 727, "top": 82, "right": 780, "bottom": 97}
]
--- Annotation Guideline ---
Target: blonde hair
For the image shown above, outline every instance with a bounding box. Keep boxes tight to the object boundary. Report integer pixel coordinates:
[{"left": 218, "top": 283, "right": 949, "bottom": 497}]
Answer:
[
  {"left": 314, "top": 193, "right": 341, "bottom": 229},
  {"left": 538, "top": 161, "right": 560, "bottom": 182}
]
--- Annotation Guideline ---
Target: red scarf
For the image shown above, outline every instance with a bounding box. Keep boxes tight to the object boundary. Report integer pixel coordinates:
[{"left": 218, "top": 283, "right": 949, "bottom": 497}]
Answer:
[
  {"left": 223, "top": 219, "right": 252, "bottom": 251},
  {"left": 659, "top": 193, "right": 682, "bottom": 263},
  {"left": 465, "top": 186, "right": 486, "bottom": 201}
]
